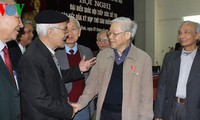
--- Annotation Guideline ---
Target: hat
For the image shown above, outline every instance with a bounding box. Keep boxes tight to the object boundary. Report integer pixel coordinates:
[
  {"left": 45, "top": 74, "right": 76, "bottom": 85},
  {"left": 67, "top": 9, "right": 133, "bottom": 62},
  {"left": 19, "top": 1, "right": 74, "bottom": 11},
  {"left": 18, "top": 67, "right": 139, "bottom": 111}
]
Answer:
[{"left": 34, "top": 10, "right": 69, "bottom": 24}]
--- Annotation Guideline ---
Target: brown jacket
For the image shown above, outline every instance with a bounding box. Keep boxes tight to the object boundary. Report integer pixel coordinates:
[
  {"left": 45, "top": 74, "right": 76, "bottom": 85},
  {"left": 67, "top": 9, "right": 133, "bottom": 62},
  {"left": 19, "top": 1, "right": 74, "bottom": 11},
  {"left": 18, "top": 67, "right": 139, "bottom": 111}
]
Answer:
[{"left": 78, "top": 44, "right": 153, "bottom": 120}]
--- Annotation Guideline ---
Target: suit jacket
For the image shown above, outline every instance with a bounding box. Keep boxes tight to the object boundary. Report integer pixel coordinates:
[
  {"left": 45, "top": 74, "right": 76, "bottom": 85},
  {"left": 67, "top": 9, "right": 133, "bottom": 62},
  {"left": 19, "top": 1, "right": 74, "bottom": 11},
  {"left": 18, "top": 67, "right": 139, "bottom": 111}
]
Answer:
[
  {"left": 154, "top": 48, "right": 200, "bottom": 120},
  {"left": 55, "top": 44, "right": 93, "bottom": 92},
  {"left": 0, "top": 53, "right": 20, "bottom": 120},
  {"left": 6, "top": 40, "right": 22, "bottom": 70},
  {"left": 77, "top": 44, "right": 153, "bottom": 120},
  {"left": 18, "top": 37, "right": 84, "bottom": 120}
]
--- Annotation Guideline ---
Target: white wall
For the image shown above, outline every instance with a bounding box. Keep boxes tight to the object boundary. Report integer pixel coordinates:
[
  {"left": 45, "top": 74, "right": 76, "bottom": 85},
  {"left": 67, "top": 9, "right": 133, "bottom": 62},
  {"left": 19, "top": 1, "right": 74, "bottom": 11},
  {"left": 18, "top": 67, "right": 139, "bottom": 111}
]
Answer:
[{"left": 134, "top": 0, "right": 200, "bottom": 66}]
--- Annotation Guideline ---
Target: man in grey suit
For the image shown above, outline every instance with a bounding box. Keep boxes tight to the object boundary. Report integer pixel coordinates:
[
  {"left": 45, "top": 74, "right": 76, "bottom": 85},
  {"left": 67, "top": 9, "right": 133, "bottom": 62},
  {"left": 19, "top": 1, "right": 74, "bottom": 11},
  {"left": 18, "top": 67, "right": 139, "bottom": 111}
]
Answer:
[
  {"left": 0, "top": 0, "right": 23, "bottom": 119},
  {"left": 56, "top": 16, "right": 94, "bottom": 120},
  {"left": 154, "top": 21, "right": 200, "bottom": 120}
]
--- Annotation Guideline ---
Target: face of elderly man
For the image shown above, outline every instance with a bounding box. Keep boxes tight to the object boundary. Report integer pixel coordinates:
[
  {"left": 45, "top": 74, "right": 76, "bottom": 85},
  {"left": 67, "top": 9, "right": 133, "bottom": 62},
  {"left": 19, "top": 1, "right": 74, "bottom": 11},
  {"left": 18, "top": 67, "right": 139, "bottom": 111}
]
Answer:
[
  {"left": 50, "top": 22, "right": 68, "bottom": 49},
  {"left": 0, "top": 0, "right": 23, "bottom": 42},
  {"left": 108, "top": 22, "right": 131, "bottom": 53},
  {"left": 96, "top": 32, "right": 110, "bottom": 51},
  {"left": 65, "top": 18, "right": 81, "bottom": 46},
  {"left": 20, "top": 23, "right": 34, "bottom": 46},
  {"left": 178, "top": 22, "right": 199, "bottom": 51}
]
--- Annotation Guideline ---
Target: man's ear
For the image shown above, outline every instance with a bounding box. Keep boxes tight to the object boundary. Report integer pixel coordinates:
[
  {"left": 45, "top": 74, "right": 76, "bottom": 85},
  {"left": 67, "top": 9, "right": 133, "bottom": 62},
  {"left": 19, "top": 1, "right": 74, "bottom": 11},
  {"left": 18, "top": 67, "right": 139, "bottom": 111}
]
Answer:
[
  {"left": 47, "top": 28, "right": 54, "bottom": 38},
  {"left": 125, "top": 31, "right": 131, "bottom": 40}
]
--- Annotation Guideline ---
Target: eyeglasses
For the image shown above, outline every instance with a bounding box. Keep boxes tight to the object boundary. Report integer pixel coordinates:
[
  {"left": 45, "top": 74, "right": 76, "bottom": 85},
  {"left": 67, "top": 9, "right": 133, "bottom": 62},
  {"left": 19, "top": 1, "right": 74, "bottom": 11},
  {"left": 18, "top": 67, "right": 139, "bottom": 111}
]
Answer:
[
  {"left": 107, "top": 31, "right": 127, "bottom": 38},
  {"left": 53, "top": 27, "right": 67, "bottom": 32},
  {"left": 97, "top": 38, "right": 109, "bottom": 43}
]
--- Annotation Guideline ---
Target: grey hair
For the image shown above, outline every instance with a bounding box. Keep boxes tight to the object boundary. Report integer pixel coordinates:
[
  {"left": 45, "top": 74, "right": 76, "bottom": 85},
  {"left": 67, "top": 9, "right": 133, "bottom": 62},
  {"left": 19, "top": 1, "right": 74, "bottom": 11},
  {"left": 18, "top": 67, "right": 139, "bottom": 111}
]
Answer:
[
  {"left": 22, "top": 19, "right": 33, "bottom": 26},
  {"left": 36, "top": 24, "right": 59, "bottom": 36},
  {"left": 68, "top": 15, "right": 81, "bottom": 30},
  {"left": 111, "top": 17, "right": 137, "bottom": 41},
  {"left": 96, "top": 30, "right": 109, "bottom": 40},
  {"left": 181, "top": 21, "right": 200, "bottom": 33}
]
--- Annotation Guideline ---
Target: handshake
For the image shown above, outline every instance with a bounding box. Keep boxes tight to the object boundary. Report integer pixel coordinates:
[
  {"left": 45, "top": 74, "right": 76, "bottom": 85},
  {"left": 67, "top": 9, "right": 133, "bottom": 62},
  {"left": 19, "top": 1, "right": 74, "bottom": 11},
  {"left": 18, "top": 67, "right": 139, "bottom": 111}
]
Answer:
[{"left": 70, "top": 103, "right": 81, "bottom": 118}]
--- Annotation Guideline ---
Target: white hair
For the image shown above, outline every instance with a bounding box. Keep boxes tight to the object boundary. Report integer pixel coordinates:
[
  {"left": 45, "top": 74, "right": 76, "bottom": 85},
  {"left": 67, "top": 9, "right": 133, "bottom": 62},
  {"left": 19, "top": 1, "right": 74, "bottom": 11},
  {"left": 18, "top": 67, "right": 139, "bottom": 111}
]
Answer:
[
  {"left": 68, "top": 16, "right": 81, "bottom": 30},
  {"left": 111, "top": 17, "right": 137, "bottom": 41},
  {"left": 36, "top": 24, "right": 59, "bottom": 36}
]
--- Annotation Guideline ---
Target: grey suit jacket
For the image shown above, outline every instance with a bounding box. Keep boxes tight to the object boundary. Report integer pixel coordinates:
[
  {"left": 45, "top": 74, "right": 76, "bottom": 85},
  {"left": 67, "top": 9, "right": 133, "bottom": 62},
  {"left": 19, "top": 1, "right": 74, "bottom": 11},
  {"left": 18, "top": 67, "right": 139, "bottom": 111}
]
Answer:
[
  {"left": 55, "top": 44, "right": 93, "bottom": 92},
  {"left": 154, "top": 48, "right": 200, "bottom": 120}
]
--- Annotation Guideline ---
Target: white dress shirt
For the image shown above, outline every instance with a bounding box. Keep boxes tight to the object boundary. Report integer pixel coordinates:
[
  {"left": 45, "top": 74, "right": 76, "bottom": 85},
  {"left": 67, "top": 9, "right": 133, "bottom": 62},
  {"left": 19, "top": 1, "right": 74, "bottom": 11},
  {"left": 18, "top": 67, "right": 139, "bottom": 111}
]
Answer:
[{"left": 176, "top": 48, "right": 197, "bottom": 98}]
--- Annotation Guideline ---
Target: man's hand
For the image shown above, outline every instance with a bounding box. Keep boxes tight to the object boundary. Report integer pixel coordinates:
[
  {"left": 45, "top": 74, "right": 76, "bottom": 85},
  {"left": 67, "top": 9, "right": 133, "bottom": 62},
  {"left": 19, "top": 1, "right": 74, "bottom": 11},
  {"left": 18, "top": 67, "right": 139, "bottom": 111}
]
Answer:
[
  {"left": 71, "top": 103, "right": 81, "bottom": 115},
  {"left": 79, "top": 55, "right": 96, "bottom": 72}
]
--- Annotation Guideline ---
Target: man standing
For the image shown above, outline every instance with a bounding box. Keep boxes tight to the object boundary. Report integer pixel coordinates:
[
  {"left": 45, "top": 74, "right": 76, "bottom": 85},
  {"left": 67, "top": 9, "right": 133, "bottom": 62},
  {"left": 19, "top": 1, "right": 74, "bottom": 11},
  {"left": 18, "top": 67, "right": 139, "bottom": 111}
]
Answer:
[
  {"left": 154, "top": 21, "right": 200, "bottom": 120},
  {"left": 0, "top": 0, "right": 23, "bottom": 119},
  {"left": 18, "top": 10, "right": 96, "bottom": 120},
  {"left": 93, "top": 30, "right": 110, "bottom": 57},
  {"left": 73, "top": 17, "right": 153, "bottom": 120},
  {"left": 56, "top": 16, "right": 94, "bottom": 120},
  {"left": 7, "top": 19, "right": 34, "bottom": 70}
]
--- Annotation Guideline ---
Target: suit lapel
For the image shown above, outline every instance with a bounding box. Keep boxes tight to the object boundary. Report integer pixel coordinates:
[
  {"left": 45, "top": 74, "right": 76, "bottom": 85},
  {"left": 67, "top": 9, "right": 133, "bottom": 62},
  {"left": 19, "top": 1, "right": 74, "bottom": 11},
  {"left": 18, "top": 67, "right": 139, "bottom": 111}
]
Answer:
[
  {"left": 0, "top": 56, "right": 17, "bottom": 89},
  {"left": 36, "top": 39, "right": 61, "bottom": 78},
  {"left": 187, "top": 48, "right": 200, "bottom": 85},
  {"left": 172, "top": 51, "right": 181, "bottom": 85}
]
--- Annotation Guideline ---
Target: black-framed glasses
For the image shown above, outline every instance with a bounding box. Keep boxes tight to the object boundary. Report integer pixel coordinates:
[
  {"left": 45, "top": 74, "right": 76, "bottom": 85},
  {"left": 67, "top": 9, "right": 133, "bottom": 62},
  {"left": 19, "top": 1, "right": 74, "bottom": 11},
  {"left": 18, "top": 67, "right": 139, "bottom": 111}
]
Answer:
[
  {"left": 53, "top": 27, "right": 67, "bottom": 32},
  {"left": 107, "top": 31, "right": 126, "bottom": 38}
]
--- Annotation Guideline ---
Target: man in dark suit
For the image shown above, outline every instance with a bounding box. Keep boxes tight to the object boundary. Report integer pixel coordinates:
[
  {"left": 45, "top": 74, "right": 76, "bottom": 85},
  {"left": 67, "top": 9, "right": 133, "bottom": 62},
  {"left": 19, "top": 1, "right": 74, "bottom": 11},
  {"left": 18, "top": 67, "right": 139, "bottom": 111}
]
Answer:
[
  {"left": 0, "top": 0, "right": 23, "bottom": 119},
  {"left": 154, "top": 21, "right": 200, "bottom": 120},
  {"left": 18, "top": 10, "right": 96, "bottom": 120}
]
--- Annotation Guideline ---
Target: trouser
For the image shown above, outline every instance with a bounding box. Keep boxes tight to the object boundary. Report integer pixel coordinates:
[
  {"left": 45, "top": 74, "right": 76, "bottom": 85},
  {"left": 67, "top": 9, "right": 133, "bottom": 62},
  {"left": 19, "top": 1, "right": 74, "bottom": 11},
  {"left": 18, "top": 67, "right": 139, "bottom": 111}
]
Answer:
[{"left": 170, "top": 102, "right": 186, "bottom": 120}]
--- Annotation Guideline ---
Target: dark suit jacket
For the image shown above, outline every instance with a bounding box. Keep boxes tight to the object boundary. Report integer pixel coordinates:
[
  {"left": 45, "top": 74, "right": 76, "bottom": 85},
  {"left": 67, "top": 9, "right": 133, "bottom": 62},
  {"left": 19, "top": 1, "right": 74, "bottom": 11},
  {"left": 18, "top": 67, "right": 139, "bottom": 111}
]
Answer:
[
  {"left": 154, "top": 48, "right": 200, "bottom": 120},
  {"left": 0, "top": 56, "right": 20, "bottom": 120},
  {"left": 18, "top": 37, "right": 84, "bottom": 120},
  {"left": 6, "top": 40, "right": 22, "bottom": 70}
]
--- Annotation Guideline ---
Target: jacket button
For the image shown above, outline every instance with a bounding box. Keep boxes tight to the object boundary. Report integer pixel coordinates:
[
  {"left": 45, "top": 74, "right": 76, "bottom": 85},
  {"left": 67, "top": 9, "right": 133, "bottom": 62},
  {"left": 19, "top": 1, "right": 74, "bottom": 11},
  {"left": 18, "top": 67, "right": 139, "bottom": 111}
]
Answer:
[
  {"left": 62, "top": 93, "right": 65, "bottom": 97},
  {"left": 15, "top": 93, "right": 19, "bottom": 97}
]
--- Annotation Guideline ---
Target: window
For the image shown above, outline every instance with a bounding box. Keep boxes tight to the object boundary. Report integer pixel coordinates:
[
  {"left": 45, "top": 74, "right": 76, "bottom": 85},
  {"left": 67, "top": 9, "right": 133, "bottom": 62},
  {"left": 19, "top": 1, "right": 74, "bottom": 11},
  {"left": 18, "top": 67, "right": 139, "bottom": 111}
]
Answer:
[{"left": 183, "top": 15, "right": 200, "bottom": 24}]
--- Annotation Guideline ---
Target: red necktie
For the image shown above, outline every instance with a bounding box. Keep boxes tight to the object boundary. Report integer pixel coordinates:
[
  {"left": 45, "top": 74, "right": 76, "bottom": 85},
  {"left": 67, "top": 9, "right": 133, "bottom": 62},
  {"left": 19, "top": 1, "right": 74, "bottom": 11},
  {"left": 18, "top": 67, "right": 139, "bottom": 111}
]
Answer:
[{"left": 2, "top": 47, "right": 15, "bottom": 82}]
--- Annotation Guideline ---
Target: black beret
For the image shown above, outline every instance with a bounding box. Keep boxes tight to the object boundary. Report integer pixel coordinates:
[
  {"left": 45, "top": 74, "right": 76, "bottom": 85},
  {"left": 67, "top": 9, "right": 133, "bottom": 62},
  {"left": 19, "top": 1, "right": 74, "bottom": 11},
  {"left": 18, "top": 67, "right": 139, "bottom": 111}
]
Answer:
[{"left": 34, "top": 10, "right": 69, "bottom": 24}]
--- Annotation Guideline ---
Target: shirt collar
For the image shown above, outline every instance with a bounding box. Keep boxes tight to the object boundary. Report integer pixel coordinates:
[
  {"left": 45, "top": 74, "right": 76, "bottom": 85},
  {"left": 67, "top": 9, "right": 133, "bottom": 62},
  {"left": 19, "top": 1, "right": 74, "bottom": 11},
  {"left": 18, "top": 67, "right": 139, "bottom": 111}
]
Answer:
[
  {"left": 65, "top": 43, "right": 78, "bottom": 54},
  {"left": 113, "top": 43, "right": 131, "bottom": 64},
  {"left": 181, "top": 48, "right": 197, "bottom": 58},
  {"left": 0, "top": 40, "right": 7, "bottom": 51},
  {"left": 46, "top": 46, "right": 55, "bottom": 56}
]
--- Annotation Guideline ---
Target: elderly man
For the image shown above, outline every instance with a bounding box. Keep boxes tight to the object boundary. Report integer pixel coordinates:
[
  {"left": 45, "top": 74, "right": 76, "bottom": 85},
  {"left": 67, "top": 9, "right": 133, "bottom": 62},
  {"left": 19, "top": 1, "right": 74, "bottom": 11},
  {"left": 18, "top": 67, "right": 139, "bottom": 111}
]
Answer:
[
  {"left": 18, "top": 10, "right": 96, "bottom": 120},
  {"left": 154, "top": 21, "right": 200, "bottom": 120},
  {"left": 55, "top": 16, "right": 94, "bottom": 120},
  {"left": 93, "top": 30, "right": 110, "bottom": 57},
  {"left": 72, "top": 17, "right": 153, "bottom": 120},
  {"left": 7, "top": 19, "right": 34, "bottom": 70},
  {"left": 0, "top": 0, "right": 23, "bottom": 119}
]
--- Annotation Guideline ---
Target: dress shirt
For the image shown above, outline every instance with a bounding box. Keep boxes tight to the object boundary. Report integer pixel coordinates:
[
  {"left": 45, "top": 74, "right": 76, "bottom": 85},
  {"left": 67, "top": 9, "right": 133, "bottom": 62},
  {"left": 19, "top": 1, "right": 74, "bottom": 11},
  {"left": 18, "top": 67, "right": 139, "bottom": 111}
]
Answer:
[
  {"left": 18, "top": 43, "right": 26, "bottom": 54},
  {"left": 176, "top": 48, "right": 197, "bottom": 98},
  {"left": 65, "top": 43, "right": 78, "bottom": 54},
  {"left": 114, "top": 43, "right": 131, "bottom": 65},
  {"left": 0, "top": 40, "right": 6, "bottom": 61}
]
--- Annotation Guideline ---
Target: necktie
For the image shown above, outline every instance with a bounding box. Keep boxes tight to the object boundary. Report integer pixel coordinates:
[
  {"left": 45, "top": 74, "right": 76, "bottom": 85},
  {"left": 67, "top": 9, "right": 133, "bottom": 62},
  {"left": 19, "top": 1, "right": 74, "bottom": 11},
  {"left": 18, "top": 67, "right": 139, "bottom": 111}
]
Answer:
[
  {"left": 69, "top": 49, "right": 74, "bottom": 55},
  {"left": 2, "top": 47, "right": 15, "bottom": 82},
  {"left": 52, "top": 54, "right": 62, "bottom": 78}
]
